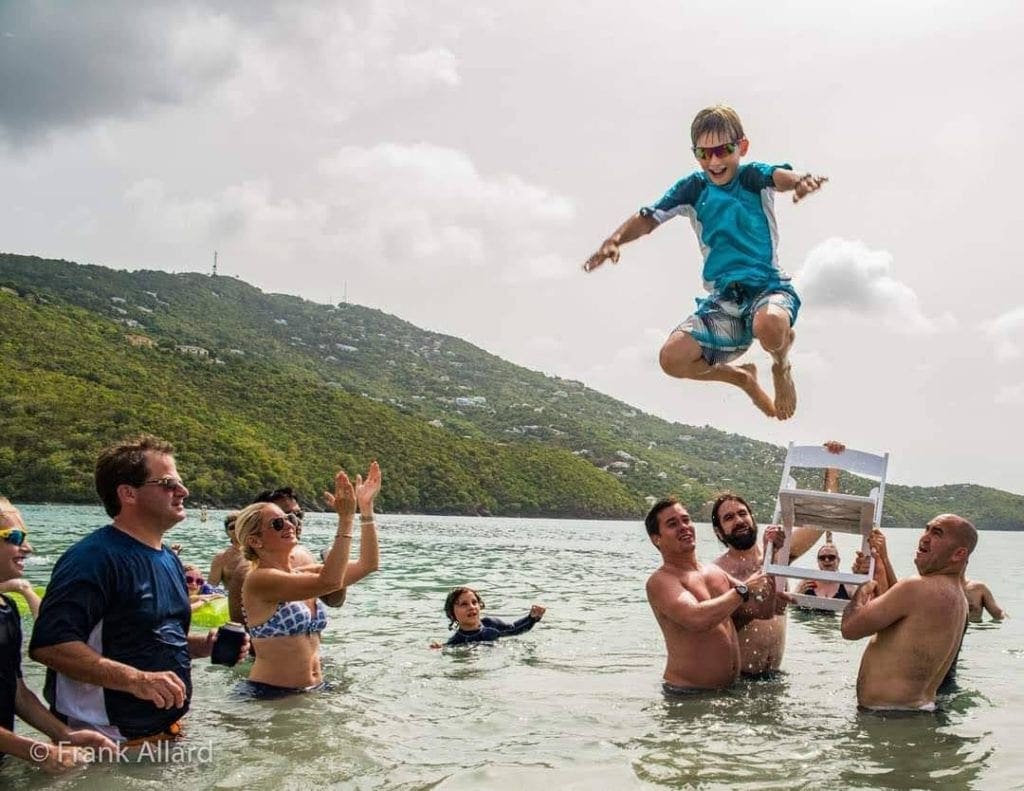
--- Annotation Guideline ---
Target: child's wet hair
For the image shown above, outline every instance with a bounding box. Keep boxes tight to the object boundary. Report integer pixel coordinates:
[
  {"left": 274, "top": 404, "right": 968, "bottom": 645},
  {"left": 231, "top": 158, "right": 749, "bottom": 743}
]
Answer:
[{"left": 444, "top": 586, "right": 484, "bottom": 629}]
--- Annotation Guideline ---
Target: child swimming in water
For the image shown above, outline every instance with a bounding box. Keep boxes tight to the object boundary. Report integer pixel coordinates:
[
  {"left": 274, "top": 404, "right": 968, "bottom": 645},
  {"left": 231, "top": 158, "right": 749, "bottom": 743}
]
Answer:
[{"left": 432, "top": 586, "right": 546, "bottom": 647}]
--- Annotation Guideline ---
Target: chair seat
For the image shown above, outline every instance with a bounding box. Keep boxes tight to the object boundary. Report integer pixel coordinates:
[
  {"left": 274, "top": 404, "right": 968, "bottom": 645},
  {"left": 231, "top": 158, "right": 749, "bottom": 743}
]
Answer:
[{"left": 779, "top": 489, "right": 875, "bottom": 534}]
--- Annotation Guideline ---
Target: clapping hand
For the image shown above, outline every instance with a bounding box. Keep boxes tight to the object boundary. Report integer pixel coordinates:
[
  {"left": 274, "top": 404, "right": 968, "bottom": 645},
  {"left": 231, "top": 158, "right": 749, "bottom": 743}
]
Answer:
[
  {"left": 332, "top": 470, "right": 356, "bottom": 519},
  {"left": 356, "top": 460, "right": 382, "bottom": 514},
  {"left": 324, "top": 462, "right": 380, "bottom": 516}
]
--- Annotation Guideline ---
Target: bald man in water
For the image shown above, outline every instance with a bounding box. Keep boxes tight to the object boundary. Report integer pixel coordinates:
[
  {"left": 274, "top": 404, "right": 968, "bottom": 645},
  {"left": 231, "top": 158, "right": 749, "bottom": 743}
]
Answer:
[
  {"left": 644, "top": 498, "right": 776, "bottom": 692},
  {"left": 841, "top": 513, "right": 976, "bottom": 711}
]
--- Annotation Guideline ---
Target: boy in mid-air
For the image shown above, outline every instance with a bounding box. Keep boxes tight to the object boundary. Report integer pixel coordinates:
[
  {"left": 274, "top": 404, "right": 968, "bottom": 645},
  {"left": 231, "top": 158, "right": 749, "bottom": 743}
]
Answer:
[{"left": 583, "top": 105, "right": 826, "bottom": 420}]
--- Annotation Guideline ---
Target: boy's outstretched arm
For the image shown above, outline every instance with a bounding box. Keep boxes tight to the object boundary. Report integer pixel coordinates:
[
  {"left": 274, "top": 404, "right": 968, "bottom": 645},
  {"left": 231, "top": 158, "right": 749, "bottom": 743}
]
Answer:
[
  {"left": 772, "top": 169, "right": 828, "bottom": 204},
  {"left": 583, "top": 213, "right": 659, "bottom": 272}
]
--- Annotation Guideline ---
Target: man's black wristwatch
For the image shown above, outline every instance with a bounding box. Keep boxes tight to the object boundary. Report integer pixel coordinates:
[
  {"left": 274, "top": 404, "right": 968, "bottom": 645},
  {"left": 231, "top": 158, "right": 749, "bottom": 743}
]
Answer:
[{"left": 733, "top": 583, "right": 750, "bottom": 603}]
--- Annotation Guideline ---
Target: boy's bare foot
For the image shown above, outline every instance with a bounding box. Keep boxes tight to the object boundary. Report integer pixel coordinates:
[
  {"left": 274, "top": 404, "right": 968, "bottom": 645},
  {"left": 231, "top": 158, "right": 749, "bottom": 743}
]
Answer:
[
  {"left": 772, "top": 362, "right": 797, "bottom": 420},
  {"left": 738, "top": 363, "right": 776, "bottom": 418}
]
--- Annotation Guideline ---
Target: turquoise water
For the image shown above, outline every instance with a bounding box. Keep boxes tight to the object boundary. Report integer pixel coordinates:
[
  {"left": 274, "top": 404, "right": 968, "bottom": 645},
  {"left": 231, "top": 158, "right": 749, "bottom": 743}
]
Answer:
[{"left": 6, "top": 505, "right": 1023, "bottom": 789}]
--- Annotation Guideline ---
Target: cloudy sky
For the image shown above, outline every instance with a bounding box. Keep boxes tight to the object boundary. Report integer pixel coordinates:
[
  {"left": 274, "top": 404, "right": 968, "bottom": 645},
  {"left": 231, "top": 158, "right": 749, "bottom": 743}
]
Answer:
[{"left": 2, "top": 1, "right": 1022, "bottom": 495}]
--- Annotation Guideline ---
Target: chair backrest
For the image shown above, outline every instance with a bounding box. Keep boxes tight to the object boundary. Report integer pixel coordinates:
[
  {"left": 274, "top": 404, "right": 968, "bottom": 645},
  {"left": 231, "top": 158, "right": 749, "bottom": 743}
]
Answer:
[{"left": 773, "top": 442, "right": 889, "bottom": 526}]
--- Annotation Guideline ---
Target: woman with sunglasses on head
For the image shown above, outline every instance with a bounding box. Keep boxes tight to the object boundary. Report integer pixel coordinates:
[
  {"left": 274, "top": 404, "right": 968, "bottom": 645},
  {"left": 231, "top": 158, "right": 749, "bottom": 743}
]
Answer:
[{"left": 234, "top": 462, "right": 381, "bottom": 698}]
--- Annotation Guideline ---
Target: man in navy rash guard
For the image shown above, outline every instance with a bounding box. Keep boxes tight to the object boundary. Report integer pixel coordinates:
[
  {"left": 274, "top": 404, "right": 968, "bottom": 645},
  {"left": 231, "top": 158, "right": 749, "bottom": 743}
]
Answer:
[{"left": 30, "top": 434, "right": 246, "bottom": 742}]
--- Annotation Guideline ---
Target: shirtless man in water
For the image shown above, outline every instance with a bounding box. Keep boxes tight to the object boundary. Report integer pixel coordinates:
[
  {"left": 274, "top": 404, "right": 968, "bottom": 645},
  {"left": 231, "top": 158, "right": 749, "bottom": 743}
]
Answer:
[
  {"left": 963, "top": 577, "right": 1006, "bottom": 621},
  {"left": 710, "top": 493, "right": 821, "bottom": 675},
  {"left": 208, "top": 512, "right": 246, "bottom": 624},
  {"left": 841, "top": 513, "right": 976, "bottom": 710},
  {"left": 644, "top": 498, "right": 776, "bottom": 692},
  {"left": 709, "top": 441, "right": 845, "bottom": 674}
]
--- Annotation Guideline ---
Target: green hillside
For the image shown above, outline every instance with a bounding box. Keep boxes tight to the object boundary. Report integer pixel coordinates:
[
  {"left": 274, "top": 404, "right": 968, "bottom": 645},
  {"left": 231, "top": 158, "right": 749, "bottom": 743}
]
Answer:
[{"left": 1, "top": 252, "right": 1021, "bottom": 529}]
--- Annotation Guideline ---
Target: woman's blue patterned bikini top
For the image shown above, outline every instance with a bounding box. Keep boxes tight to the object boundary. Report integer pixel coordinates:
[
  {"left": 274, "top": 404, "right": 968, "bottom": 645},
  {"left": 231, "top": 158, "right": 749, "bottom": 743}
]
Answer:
[{"left": 248, "top": 598, "right": 328, "bottom": 639}]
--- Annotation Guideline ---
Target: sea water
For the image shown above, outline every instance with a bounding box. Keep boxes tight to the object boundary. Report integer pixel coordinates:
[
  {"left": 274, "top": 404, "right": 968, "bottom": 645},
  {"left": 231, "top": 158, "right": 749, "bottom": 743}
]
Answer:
[{"left": 7, "top": 505, "right": 1023, "bottom": 789}]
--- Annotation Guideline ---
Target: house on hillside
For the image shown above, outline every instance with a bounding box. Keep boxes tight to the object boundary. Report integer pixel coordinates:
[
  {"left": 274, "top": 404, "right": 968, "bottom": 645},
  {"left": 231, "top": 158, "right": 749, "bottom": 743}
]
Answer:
[{"left": 175, "top": 345, "right": 209, "bottom": 357}]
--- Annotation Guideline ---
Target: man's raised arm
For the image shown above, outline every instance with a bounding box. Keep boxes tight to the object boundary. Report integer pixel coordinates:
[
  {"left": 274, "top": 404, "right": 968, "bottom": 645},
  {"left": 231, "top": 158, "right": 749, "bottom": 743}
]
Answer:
[{"left": 840, "top": 578, "right": 916, "bottom": 641}]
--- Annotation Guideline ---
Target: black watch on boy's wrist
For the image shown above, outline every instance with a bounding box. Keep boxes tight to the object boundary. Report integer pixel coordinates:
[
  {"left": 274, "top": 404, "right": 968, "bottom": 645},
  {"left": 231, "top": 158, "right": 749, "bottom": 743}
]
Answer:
[{"left": 733, "top": 584, "right": 750, "bottom": 603}]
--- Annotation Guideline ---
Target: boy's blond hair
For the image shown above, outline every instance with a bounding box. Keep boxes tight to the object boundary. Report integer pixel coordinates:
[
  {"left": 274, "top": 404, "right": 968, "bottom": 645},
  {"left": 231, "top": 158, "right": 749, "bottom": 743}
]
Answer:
[{"left": 690, "top": 105, "right": 745, "bottom": 146}]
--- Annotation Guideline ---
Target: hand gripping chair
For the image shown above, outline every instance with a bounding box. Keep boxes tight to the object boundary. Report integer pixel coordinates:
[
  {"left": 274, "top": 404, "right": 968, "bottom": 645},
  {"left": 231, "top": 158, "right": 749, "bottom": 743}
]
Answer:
[{"left": 761, "top": 442, "right": 889, "bottom": 612}]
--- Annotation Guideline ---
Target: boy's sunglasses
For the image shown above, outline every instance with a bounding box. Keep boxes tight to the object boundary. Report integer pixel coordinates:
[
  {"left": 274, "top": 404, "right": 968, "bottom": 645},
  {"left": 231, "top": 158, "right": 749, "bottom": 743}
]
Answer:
[
  {"left": 818, "top": 554, "right": 838, "bottom": 562},
  {"left": 693, "top": 141, "right": 739, "bottom": 160},
  {"left": 268, "top": 513, "right": 301, "bottom": 531},
  {"left": 0, "top": 528, "right": 28, "bottom": 546}
]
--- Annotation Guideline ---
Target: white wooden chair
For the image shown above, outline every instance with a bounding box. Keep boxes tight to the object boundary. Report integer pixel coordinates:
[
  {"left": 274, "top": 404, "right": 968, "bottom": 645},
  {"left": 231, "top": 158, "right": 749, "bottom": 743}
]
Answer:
[{"left": 761, "top": 442, "right": 889, "bottom": 612}]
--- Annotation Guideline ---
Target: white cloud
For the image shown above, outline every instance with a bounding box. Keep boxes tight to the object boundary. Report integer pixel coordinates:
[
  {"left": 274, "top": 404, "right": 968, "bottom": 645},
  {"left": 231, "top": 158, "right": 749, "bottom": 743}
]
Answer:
[
  {"left": 981, "top": 306, "right": 1024, "bottom": 362},
  {"left": 123, "top": 142, "right": 574, "bottom": 282},
  {"left": 396, "top": 48, "right": 460, "bottom": 87},
  {"left": 125, "top": 178, "right": 330, "bottom": 257},
  {"left": 793, "top": 237, "right": 955, "bottom": 334},
  {"left": 994, "top": 383, "right": 1024, "bottom": 404},
  {"left": 321, "top": 142, "right": 575, "bottom": 275}
]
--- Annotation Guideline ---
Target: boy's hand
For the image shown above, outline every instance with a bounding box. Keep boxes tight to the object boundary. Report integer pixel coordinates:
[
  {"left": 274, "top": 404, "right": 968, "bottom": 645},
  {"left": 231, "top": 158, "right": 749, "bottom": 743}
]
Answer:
[
  {"left": 583, "top": 239, "right": 620, "bottom": 272},
  {"left": 793, "top": 173, "right": 828, "bottom": 203}
]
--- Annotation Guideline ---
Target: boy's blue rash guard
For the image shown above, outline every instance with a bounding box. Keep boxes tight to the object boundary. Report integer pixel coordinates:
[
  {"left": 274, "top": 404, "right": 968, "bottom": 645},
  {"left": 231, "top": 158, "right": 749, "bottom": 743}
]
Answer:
[
  {"left": 445, "top": 615, "right": 538, "bottom": 647},
  {"left": 640, "top": 162, "right": 793, "bottom": 293}
]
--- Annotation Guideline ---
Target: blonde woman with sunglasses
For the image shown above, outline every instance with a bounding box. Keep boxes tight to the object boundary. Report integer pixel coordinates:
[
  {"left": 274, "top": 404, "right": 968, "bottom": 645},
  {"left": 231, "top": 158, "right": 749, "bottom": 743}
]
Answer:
[{"left": 234, "top": 462, "right": 381, "bottom": 698}]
